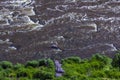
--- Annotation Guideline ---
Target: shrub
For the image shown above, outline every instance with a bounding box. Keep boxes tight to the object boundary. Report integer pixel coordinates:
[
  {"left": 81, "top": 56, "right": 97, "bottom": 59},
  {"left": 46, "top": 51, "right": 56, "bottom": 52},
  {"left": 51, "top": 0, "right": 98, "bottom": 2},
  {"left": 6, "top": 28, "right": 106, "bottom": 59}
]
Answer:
[
  {"left": 25, "top": 60, "right": 39, "bottom": 68},
  {"left": 38, "top": 59, "right": 47, "bottom": 66},
  {"left": 19, "top": 77, "right": 30, "bottom": 80},
  {"left": 70, "top": 74, "right": 88, "bottom": 80},
  {"left": 33, "top": 70, "right": 54, "bottom": 80},
  {"left": 91, "top": 70, "right": 106, "bottom": 78},
  {"left": 54, "top": 77, "right": 67, "bottom": 80},
  {"left": 62, "top": 57, "right": 81, "bottom": 64},
  {"left": 0, "top": 77, "right": 10, "bottom": 80},
  {"left": 3, "top": 68, "right": 14, "bottom": 77},
  {"left": 90, "top": 61, "right": 104, "bottom": 70},
  {"left": 0, "top": 71, "right": 5, "bottom": 79},
  {"left": 46, "top": 59, "right": 54, "bottom": 69},
  {"left": 38, "top": 59, "right": 54, "bottom": 69},
  {"left": 91, "top": 53, "right": 111, "bottom": 65},
  {"left": 0, "top": 66, "right": 3, "bottom": 71},
  {"left": 0, "top": 61, "right": 13, "bottom": 69},
  {"left": 112, "top": 51, "right": 120, "bottom": 68},
  {"left": 8, "top": 72, "right": 16, "bottom": 78},
  {"left": 14, "top": 63, "right": 24, "bottom": 70},
  {"left": 16, "top": 68, "right": 29, "bottom": 78},
  {"left": 105, "top": 70, "right": 120, "bottom": 79}
]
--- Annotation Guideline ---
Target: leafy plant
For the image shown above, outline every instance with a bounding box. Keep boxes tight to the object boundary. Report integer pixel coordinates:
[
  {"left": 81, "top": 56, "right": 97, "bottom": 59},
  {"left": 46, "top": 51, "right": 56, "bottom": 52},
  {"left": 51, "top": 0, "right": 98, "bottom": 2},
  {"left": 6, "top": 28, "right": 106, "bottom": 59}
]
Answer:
[
  {"left": 33, "top": 70, "right": 54, "bottom": 80},
  {"left": 62, "top": 57, "right": 81, "bottom": 64},
  {"left": 112, "top": 51, "right": 120, "bottom": 68},
  {"left": 0, "top": 61, "right": 13, "bottom": 69},
  {"left": 25, "top": 60, "right": 39, "bottom": 68}
]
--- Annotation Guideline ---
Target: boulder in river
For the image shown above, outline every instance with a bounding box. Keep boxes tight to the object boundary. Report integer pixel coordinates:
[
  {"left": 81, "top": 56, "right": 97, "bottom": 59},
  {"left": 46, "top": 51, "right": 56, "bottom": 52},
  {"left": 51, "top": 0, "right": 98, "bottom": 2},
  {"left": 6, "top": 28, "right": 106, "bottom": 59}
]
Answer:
[{"left": 55, "top": 60, "right": 64, "bottom": 77}]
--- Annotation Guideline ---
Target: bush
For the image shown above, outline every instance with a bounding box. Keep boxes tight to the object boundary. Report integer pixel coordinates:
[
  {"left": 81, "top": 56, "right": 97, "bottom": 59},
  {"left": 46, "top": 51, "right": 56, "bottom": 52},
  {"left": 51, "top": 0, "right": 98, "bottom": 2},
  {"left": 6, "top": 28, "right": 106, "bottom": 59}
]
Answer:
[
  {"left": 38, "top": 59, "right": 54, "bottom": 69},
  {"left": 33, "top": 70, "right": 54, "bottom": 80},
  {"left": 47, "top": 59, "right": 54, "bottom": 69},
  {"left": 112, "top": 51, "right": 120, "bottom": 68},
  {"left": 91, "top": 53, "right": 111, "bottom": 65},
  {"left": 70, "top": 75, "right": 88, "bottom": 80},
  {"left": 4, "top": 68, "right": 14, "bottom": 77},
  {"left": 0, "top": 61, "right": 13, "bottom": 69},
  {"left": 25, "top": 60, "right": 39, "bottom": 68},
  {"left": 105, "top": 70, "right": 120, "bottom": 79},
  {"left": 38, "top": 59, "right": 47, "bottom": 66},
  {"left": 0, "top": 71, "right": 5, "bottom": 79},
  {"left": 16, "top": 68, "right": 29, "bottom": 78},
  {"left": 14, "top": 63, "right": 24, "bottom": 70},
  {"left": 91, "top": 70, "right": 106, "bottom": 78},
  {"left": 62, "top": 57, "right": 81, "bottom": 64},
  {"left": 19, "top": 77, "right": 30, "bottom": 80},
  {"left": 54, "top": 77, "right": 67, "bottom": 80},
  {"left": 0, "top": 66, "right": 3, "bottom": 71},
  {"left": 0, "top": 77, "right": 10, "bottom": 80},
  {"left": 90, "top": 61, "right": 104, "bottom": 70}
]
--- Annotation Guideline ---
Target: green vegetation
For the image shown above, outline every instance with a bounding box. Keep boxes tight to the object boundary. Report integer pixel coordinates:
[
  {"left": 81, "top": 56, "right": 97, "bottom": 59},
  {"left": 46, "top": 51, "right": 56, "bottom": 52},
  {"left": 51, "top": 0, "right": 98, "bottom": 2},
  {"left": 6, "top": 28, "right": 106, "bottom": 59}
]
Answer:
[
  {"left": 0, "top": 52, "right": 120, "bottom": 80},
  {"left": 112, "top": 51, "right": 120, "bottom": 69}
]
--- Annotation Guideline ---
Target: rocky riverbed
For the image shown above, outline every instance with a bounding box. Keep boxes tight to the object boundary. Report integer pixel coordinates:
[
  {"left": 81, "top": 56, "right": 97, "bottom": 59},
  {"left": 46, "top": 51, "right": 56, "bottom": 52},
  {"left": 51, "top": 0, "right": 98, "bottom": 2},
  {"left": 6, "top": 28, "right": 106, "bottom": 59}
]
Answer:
[{"left": 0, "top": 0, "right": 120, "bottom": 63}]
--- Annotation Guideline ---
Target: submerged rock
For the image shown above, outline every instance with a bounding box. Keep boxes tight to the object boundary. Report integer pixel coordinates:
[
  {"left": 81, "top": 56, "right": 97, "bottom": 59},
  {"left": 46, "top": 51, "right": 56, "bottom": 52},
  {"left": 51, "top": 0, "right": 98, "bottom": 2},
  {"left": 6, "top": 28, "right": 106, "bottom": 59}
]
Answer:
[
  {"left": 0, "top": 39, "right": 12, "bottom": 44},
  {"left": 79, "top": 22, "right": 97, "bottom": 32}
]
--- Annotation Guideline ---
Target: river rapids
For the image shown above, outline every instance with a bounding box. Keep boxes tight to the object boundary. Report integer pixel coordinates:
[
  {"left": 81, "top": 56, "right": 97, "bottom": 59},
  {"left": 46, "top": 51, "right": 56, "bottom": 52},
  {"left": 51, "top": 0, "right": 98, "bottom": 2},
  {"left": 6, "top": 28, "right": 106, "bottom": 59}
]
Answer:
[{"left": 0, "top": 0, "right": 120, "bottom": 63}]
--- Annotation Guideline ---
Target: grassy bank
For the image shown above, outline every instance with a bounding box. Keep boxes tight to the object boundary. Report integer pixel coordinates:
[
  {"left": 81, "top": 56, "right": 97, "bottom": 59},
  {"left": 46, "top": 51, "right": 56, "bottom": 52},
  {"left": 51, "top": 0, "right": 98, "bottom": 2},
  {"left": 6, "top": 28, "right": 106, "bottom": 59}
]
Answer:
[{"left": 0, "top": 52, "right": 120, "bottom": 80}]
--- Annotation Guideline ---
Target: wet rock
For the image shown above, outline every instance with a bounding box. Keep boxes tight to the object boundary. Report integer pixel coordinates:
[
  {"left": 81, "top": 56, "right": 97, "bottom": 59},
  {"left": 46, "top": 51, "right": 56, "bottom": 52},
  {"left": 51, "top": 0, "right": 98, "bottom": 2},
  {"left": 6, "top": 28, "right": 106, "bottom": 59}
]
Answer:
[
  {"left": 19, "top": 7, "right": 35, "bottom": 16},
  {"left": 78, "top": 22, "right": 97, "bottom": 32},
  {"left": 55, "top": 60, "right": 64, "bottom": 77},
  {"left": 51, "top": 43, "right": 59, "bottom": 50},
  {"left": 0, "top": 20, "right": 9, "bottom": 25},
  {"left": 0, "top": 0, "right": 41, "bottom": 32},
  {"left": 8, "top": 46, "right": 17, "bottom": 50},
  {"left": 0, "top": 39, "right": 12, "bottom": 44}
]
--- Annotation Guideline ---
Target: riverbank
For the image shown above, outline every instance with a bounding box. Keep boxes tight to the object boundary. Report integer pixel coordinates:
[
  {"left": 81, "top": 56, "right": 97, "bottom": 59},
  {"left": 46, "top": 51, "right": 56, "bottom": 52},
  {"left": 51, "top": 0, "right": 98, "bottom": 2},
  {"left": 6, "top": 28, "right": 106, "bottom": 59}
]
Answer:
[{"left": 0, "top": 52, "right": 120, "bottom": 80}]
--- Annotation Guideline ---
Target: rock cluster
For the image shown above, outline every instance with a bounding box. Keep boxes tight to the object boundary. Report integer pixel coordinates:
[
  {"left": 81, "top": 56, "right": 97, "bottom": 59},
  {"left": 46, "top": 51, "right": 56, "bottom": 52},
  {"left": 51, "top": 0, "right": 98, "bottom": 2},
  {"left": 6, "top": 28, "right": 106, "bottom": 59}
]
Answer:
[{"left": 0, "top": 0, "right": 42, "bottom": 32}]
